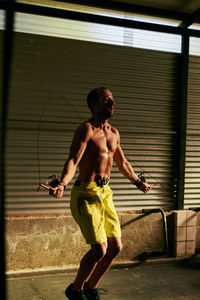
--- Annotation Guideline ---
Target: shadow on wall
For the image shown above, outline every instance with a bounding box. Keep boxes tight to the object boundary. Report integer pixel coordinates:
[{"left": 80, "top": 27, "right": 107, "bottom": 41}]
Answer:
[{"left": 120, "top": 210, "right": 173, "bottom": 262}]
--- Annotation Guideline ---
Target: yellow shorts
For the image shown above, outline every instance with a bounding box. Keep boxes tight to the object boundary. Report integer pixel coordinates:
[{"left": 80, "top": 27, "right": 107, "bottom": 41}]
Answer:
[{"left": 70, "top": 181, "right": 121, "bottom": 244}]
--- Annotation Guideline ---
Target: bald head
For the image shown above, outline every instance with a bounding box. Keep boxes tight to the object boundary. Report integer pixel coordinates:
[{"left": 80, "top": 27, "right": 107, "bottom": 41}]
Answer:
[{"left": 87, "top": 87, "right": 108, "bottom": 113}]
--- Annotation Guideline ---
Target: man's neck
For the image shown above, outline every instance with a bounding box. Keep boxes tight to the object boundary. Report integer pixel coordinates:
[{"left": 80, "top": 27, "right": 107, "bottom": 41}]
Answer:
[{"left": 91, "top": 116, "right": 109, "bottom": 129}]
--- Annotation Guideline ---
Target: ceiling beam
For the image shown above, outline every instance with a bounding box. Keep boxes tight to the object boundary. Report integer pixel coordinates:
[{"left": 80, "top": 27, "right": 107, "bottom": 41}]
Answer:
[
  {"left": 5, "top": 2, "right": 185, "bottom": 35},
  {"left": 54, "top": 0, "right": 189, "bottom": 21},
  {"left": 1, "top": 1, "right": 200, "bottom": 37},
  {"left": 179, "top": 7, "right": 200, "bottom": 28}
]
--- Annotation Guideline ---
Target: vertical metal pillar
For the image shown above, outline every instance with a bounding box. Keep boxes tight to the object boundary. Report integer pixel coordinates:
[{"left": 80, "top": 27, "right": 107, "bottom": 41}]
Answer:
[
  {"left": 176, "top": 31, "right": 189, "bottom": 209},
  {"left": 1, "top": 0, "right": 15, "bottom": 296}
]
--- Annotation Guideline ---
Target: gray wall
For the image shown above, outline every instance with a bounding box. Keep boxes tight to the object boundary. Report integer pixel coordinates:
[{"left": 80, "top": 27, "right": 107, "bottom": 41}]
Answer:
[{"left": 5, "top": 211, "right": 200, "bottom": 274}]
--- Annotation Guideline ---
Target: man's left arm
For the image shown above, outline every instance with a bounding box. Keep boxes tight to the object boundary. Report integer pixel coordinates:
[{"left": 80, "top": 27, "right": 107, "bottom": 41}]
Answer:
[{"left": 113, "top": 133, "right": 151, "bottom": 193}]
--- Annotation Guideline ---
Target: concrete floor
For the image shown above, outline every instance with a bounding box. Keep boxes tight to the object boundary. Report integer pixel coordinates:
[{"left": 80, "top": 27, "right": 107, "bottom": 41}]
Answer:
[{"left": 6, "top": 256, "right": 200, "bottom": 300}]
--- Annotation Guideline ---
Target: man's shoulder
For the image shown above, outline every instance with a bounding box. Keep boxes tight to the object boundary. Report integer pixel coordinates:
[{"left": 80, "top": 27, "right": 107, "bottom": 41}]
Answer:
[
  {"left": 75, "top": 120, "right": 93, "bottom": 140},
  {"left": 76, "top": 119, "right": 92, "bottom": 130},
  {"left": 110, "top": 124, "right": 119, "bottom": 136},
  {"left": 80, "top": 120, "right": 94, "bottom": 132}
]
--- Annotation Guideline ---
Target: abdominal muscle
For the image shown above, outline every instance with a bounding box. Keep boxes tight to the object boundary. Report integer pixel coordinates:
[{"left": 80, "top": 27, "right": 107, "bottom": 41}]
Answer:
[{"left": 78, "top": 149, "right": 113, "bottom": 182}]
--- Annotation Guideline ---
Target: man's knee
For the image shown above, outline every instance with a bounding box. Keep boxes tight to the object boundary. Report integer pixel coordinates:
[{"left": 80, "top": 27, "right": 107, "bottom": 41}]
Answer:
[
  {"left": 114, "top": 240, "right": 123, "bottom": 256},
  {"left": 108, "top": 238, "right": 123, "bottom": 257},
  {"left": 117, "top": 240, "right": 123, "bottom": 253},
  {"left": 91, "top": 242, "right": 107, "bottom": 262}
]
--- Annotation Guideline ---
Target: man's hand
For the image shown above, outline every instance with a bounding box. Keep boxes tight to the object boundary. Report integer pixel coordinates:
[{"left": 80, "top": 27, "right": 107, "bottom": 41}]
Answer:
[
  {"left": 138, "top": 182, "right": 152, "bottom": 193},
  {"left": 50, "top": 184, "right": 65, "bottom": 198}
]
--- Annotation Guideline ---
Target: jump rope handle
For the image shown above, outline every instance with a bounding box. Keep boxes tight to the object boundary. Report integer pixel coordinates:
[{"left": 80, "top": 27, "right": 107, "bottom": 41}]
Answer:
[{"left": 138, "top": 172, "right": 146, "bottom": 182}]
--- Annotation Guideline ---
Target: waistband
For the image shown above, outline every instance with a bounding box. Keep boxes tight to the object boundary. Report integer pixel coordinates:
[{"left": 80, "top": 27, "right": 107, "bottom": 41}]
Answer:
[{"left": 74, "top": 177, "right": 109, "bottom": 188}]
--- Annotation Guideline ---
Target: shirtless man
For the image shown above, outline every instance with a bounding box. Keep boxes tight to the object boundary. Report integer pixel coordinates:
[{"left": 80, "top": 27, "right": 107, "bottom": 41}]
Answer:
[{"left": 52, "top": 87, "right": 151, "bottom": 300}]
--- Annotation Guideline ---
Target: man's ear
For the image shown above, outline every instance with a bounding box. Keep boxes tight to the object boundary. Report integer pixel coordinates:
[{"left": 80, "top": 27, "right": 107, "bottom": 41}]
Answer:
[{"left": 91, "top": 101, "right": 97, "bottom": 112}]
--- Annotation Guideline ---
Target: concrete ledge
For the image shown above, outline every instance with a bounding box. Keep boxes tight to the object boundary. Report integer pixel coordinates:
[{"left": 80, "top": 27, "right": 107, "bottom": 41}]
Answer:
[{"left": 6, "top": 255, "right": 200, "bottom": 278}]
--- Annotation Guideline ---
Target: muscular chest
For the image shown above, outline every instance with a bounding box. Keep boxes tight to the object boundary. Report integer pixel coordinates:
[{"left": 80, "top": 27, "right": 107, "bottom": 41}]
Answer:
[{"left": 88, "top": 129, "right": 117, "bottom": 154}]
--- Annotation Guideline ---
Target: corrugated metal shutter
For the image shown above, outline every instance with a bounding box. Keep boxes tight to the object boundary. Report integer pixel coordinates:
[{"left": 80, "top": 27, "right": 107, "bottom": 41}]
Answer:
[
  {"left": 0, "top": 29, "right": 179, "bottom": 215},
  {"left": 184, "top": 49, "right": 200, "bottom": 209}
]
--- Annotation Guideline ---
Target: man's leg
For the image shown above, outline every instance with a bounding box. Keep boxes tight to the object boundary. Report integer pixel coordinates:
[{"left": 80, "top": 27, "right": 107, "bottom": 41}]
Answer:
[
  {"left": 72, "top": 241, "right": 108, "bottom": 291},
  {"left": 86, "top": 237, "right": 122, "bottom": 289}
]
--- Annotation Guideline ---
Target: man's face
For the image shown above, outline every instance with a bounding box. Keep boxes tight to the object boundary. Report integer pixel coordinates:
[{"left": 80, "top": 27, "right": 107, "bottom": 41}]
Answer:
[{"left": 96, "top": 89, "right": 115, "bottom": 119}]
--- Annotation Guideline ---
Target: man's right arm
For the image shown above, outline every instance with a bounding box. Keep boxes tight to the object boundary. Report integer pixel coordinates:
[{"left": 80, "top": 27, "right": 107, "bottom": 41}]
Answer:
[{"left": 51, "top": 123, "right": 92, "bottom": 198}]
